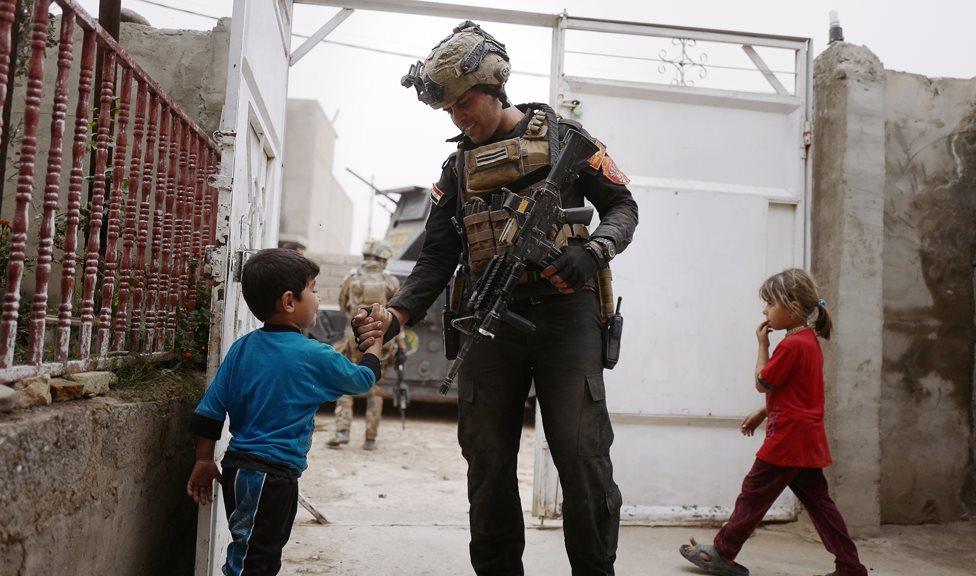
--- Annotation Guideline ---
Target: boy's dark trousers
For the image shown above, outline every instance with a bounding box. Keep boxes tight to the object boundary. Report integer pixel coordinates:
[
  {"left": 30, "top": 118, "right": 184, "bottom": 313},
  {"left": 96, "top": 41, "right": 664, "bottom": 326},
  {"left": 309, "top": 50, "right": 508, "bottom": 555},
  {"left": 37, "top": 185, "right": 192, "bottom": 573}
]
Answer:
[
  {"left": 220, "top": 466, "right": 299, "bottom": 576},
  {"left": 714, "top": 458, "right": 868, "bottom": 576}
]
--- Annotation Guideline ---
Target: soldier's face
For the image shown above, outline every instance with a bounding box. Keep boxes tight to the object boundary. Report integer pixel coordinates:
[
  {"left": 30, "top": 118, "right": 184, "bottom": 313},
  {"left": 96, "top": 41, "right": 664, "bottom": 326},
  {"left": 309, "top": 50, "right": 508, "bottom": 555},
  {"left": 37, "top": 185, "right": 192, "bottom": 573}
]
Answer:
[{"left": 444, "top": 88, "right": 502, "bottom": 144}]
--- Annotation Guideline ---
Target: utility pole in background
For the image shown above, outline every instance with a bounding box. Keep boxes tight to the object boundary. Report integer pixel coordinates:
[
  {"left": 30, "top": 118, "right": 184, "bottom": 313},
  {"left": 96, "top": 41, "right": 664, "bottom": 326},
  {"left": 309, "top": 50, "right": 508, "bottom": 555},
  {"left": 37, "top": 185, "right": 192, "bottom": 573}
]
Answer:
[{"left": 345, "top": 167, "right": 398, "bottom": 242}]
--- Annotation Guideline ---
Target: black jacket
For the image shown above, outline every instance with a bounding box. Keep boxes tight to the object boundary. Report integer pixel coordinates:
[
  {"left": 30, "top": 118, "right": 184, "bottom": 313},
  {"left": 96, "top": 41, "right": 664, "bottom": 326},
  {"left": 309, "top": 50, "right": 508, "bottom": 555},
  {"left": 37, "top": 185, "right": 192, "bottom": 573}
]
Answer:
[{"left": 388, "top": 104, "right": 639, "bottom": 325}]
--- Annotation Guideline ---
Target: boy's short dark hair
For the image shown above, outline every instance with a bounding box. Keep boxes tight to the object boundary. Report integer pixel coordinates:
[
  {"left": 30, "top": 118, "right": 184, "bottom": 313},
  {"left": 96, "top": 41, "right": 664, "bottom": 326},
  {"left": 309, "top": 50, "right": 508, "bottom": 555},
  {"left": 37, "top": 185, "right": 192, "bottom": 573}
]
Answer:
[{"left": 241, "top": 248, "right": 320, "bottom": 321}]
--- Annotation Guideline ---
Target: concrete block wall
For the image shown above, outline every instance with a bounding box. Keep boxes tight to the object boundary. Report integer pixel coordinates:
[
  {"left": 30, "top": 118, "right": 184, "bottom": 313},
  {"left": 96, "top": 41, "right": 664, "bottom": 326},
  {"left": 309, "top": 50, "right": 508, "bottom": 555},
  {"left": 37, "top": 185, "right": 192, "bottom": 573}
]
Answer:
[
  {"left": 812, "top": 42, "right": 976, "bottom": 531},
  {"left": 309, "top": 251, "right": 362, "bottom": 308},
  {"left": 0, "top": 396, "right": 199, "bottom": 576}
]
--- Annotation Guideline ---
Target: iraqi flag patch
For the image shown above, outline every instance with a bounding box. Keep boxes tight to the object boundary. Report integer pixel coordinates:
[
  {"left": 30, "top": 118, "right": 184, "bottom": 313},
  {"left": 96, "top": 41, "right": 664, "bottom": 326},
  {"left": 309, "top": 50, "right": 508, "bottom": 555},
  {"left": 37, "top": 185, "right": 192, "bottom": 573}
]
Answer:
[{"left": 430, "top": 183, "right": 445, "bottom": 206}]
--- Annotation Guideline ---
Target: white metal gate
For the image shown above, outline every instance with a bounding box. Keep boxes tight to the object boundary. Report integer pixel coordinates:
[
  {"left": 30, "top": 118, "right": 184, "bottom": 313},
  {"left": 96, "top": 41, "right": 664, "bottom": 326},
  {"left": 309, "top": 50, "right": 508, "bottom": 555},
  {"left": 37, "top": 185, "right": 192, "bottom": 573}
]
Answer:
[
  {"left": 195, "top": 1, "right": 292, "bottom": 574},
  {"left": 536, "top": 18, "right": 812, "bottom": 524}
]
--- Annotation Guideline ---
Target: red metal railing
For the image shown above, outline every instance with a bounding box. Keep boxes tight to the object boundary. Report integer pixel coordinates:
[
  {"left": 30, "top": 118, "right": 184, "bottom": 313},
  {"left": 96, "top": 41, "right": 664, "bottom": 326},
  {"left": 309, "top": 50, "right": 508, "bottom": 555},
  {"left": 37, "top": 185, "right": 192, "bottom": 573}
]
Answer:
[{"left": 0, "top": 0, "right": 219, "bottom": 383}]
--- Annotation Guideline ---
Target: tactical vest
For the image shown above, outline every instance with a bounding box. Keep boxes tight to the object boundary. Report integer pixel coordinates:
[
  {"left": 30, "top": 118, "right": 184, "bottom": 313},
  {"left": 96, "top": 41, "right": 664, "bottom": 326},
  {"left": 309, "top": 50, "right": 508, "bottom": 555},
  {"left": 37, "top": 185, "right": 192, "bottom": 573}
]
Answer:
[
  {"left": 341, "top": 261, "right": 394, "bottom": 318},
  {"left": 457, "top": 105, "right": 589, "bottom": 275}
]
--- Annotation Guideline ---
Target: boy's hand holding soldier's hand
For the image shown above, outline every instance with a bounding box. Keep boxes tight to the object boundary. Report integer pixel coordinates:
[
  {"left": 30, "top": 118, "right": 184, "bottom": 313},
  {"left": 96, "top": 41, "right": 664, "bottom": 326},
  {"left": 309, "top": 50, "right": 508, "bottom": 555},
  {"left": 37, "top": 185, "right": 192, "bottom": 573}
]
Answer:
[
  {"left": 187, "top": 460, "right": 222, "bottom": 505},
  {"left": 352, "top": 303, "right": 396, "bottom": 353}
]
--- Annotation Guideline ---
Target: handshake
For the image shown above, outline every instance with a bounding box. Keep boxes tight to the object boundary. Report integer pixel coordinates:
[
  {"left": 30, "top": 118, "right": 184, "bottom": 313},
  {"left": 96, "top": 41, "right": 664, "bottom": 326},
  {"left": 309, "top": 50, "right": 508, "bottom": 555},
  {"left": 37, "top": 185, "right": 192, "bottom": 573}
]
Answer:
[{"left": 351, "top": 303, "right": 401, "bottom": 354}]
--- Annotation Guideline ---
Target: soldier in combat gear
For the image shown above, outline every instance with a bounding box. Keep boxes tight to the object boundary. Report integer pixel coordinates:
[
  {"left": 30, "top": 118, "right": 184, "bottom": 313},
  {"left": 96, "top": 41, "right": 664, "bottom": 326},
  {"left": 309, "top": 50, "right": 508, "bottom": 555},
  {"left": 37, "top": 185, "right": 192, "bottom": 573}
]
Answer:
[
  {"left": 328, "top": 240, "right": 405, "bottom": 451},
  {"left": 353, "top": 21, "right": 638, "bottom": 575}
]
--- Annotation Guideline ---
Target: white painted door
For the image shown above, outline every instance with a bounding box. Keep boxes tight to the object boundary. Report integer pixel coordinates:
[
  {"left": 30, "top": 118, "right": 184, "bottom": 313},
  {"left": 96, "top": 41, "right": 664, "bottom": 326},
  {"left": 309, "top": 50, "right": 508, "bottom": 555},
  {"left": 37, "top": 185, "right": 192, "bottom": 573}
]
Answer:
[
  {"left": 196, "top": 1, "right": 292, "bottom": 573},
  {"left": 535, "top": 19, "right": 812, "bottom": 524}
]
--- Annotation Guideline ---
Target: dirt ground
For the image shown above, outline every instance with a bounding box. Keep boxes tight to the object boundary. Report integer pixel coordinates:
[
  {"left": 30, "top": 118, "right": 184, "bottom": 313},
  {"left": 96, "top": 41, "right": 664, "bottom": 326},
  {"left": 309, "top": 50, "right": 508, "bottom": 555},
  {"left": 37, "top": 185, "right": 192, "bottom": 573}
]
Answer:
[{"left": 281, "top": 406, "right": 976, "bottom": 576}]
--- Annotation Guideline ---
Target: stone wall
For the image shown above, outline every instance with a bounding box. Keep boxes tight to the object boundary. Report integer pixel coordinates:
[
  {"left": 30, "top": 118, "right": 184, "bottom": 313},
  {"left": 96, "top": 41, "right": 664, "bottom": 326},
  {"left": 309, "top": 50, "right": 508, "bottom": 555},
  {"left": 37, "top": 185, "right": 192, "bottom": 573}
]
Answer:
[
  {"left": 812, "top": 42, "right": 976, "bottom": 531},
  {"left": 0, "top": 396, "right": 199, "bottom": 576}
]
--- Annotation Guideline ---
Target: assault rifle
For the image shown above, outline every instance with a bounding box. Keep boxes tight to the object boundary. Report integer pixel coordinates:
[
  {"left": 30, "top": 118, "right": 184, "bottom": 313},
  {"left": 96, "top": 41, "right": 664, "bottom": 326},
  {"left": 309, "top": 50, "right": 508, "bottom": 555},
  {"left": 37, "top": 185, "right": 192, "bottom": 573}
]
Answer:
[{"left": 440, "top": 130, "right": 599, "bottom": 394}]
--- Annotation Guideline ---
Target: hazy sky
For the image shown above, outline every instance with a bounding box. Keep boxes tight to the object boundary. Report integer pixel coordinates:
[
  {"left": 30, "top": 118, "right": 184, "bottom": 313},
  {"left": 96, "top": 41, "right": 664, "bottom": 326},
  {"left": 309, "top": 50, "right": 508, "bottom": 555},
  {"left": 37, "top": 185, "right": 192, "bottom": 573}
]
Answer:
[{"left": 77, "top": 0, "right": 975, "bottom": 253}]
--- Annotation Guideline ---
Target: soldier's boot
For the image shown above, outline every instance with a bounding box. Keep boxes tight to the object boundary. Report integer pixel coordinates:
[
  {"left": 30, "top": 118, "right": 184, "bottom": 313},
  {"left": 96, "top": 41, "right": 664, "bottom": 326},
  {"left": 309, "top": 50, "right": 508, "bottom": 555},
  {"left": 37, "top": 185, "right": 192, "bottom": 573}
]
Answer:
[
  {"left": 327, "top": 430, "right": 350, "bottom": 448},
  {"left": 362, "top": 438, "right": 377, "bottom": 451}
]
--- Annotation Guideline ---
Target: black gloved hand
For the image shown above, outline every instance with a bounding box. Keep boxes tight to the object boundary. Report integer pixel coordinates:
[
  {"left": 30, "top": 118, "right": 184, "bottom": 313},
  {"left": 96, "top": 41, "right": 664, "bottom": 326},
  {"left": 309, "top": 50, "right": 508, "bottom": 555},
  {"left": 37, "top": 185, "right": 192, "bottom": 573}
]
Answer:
[{"left": 541, "top": 244, "right": 601, "bottom": 293}]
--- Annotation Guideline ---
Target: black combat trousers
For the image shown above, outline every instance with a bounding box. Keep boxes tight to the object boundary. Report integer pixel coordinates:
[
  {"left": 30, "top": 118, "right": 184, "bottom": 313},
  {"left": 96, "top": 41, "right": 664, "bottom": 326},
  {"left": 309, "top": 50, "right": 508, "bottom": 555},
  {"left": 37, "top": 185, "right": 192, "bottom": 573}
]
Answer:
[{"left": 457, "top": 289, "right": 622, "bottom": 576}]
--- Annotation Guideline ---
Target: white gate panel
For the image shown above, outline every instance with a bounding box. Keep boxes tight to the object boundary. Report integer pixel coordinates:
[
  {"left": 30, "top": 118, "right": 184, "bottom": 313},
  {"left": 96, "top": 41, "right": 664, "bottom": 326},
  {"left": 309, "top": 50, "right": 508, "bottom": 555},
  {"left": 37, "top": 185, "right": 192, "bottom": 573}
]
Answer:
[
  {"left": 607, "top": 189, "right": 795, "bottom": 521},
  {"left": 535, "top": 23, "right": 811, "bottom": 524},
  {"left": 196, "top": 1, "right": 292, "bottom": 574}
]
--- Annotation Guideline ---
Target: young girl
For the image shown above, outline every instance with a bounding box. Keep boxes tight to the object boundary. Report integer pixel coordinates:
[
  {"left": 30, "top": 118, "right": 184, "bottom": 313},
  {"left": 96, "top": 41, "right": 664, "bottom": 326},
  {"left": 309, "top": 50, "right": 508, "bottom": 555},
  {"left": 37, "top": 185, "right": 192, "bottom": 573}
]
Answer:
[{"left": 679, "top": 269, "right": 868, "bottom": 576}]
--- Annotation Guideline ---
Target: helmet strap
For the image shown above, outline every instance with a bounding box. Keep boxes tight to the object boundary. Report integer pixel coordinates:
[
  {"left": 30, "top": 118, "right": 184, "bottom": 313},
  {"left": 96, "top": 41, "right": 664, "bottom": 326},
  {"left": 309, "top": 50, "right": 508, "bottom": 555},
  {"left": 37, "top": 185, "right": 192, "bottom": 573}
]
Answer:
[{"left": 475, "top": 84, "right": 511, "bottom": 109}]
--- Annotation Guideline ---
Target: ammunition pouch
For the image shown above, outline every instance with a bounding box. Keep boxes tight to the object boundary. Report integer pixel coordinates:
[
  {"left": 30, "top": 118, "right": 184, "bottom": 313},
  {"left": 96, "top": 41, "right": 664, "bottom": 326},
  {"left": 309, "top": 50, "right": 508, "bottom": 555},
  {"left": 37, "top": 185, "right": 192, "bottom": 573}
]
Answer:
[{"left": 462, "top": 208, "right": 510, "bottom": 274}]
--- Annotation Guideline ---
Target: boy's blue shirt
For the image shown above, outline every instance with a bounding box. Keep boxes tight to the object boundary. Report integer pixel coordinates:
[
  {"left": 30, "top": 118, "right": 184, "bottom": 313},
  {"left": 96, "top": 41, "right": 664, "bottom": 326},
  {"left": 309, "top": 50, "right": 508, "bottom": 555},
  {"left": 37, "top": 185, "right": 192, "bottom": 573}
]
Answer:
[{"left": 194, "top": 325, "right": 375, "bottom": 475}]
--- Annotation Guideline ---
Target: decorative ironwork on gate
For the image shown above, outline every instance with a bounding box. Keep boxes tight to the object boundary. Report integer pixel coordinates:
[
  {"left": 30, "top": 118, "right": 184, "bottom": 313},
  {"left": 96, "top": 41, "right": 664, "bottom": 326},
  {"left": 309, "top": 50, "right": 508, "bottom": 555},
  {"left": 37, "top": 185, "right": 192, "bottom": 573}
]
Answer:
[
  {"left": 0, "top": 0, "right": 220, "bottom": 383},
  {"left": 657, "top": 37, "right": 709, "bottom": 87}
]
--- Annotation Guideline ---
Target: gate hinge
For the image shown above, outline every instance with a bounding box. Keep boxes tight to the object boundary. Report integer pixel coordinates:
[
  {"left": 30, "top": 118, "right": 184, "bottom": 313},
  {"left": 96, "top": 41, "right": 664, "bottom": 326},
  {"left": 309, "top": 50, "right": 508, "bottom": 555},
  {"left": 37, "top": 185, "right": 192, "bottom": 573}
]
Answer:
[
  {"left": 802, "top": 120, "right": 812, "bottom": 158},
  {"left": 232, "top": 249, "right": 259, "bottom": 282},
  {"left": 557, "top": 96, "right": 582, "bottom": 119}
]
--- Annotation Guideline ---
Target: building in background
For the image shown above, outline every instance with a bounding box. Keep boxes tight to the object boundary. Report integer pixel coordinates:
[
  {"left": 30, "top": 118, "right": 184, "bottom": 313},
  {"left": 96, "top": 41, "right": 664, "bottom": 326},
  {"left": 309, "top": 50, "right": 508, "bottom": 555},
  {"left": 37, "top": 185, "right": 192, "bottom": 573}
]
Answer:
[{"left": 280, "top": 99, "right": 354, "bottom": 255}]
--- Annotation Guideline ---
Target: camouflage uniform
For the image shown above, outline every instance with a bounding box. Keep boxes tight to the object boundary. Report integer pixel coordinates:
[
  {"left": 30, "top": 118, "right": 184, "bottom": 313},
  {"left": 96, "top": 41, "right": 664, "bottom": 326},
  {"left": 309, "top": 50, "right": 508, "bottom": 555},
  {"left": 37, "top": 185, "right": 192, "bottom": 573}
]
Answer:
[
  {"left": 333, "top": 241, "right": 400, "bottom": 443},
  {"left": 394, "top": 22, "right": 638, "bottom": 576}
]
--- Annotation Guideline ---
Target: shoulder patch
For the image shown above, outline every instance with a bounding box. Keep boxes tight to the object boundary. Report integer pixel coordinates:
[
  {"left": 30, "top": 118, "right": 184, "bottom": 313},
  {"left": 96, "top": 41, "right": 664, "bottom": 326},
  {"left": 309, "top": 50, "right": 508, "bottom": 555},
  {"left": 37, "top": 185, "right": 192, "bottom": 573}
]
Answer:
[
  {"left": 587, "top": 139, "right": 630, "bottom": 186},
  {"left": 430, "top": 183, "right": 446, "bottom": 206}
]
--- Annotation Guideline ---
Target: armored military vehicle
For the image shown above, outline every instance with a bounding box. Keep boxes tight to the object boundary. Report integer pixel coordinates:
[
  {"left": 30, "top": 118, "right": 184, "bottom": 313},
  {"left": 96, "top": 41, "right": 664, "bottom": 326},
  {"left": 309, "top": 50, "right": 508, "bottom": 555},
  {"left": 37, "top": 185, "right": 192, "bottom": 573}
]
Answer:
[{"left": 308, "top": 186, "right": 453, "bottom": 403}]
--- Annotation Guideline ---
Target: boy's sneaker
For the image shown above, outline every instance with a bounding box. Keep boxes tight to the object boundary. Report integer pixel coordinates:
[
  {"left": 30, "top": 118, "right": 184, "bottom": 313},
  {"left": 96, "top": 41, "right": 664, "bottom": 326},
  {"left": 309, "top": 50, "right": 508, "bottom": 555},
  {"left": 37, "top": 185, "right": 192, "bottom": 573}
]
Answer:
[
  {"left": 327, "top": 430, "right": 349, "bottom": 448},
  {"left": 363, "top": 439, "right": 377, "bottom": 451}
]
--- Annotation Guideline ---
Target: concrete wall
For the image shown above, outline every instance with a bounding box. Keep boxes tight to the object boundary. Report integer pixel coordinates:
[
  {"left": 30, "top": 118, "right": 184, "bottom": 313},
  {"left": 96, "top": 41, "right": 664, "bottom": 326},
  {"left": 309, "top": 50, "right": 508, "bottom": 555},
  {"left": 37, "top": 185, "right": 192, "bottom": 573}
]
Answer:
[
  {"left": 119, "top": 18, "right": 231, "bottom": 136},
  {"left": 0, "top": 396, "right": 198, "bottom": 576},
  {"left": 812, "top": 42, "right": 976, "bottom": 530},
  {"left": 811, "top": 43, "right": 886, "bottom": 537},
  {"left": 880, "top": 70, "right": 976, "bottom": 523},
  {"left": 280, "top": 99, "right": 354, "bottom": 254}
]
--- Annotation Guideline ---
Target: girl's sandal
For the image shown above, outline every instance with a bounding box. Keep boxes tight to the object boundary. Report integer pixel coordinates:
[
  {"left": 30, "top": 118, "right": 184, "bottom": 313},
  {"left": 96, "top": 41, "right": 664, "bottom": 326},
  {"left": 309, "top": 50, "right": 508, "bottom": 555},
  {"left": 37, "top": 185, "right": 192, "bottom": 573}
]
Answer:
[{"left": 679, "top": 538, "right": 750, "bottom": 576}]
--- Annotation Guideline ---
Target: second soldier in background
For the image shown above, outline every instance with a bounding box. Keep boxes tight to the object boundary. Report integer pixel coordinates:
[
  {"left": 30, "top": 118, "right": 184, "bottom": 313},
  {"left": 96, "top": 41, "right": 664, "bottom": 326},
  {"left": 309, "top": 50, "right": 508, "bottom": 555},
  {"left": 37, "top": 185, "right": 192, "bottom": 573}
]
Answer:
[{"left": 328, "top": 240, "right": 406, "bottom": 451}]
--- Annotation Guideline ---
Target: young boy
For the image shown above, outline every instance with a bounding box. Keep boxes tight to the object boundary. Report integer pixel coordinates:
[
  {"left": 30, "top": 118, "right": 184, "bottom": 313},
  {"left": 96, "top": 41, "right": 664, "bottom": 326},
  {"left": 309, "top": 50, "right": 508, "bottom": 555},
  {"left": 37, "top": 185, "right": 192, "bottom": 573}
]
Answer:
[{"left": 186, "top": 248, "right": 386, "bottom": 576}]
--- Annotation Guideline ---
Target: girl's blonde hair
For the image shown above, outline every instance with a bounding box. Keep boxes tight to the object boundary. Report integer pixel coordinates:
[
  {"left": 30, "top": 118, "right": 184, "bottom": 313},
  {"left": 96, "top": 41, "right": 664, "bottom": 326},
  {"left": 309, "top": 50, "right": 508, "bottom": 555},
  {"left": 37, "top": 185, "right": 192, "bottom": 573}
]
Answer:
[{"left": 759, "top": 268, "right": 832, "bottom": 340}]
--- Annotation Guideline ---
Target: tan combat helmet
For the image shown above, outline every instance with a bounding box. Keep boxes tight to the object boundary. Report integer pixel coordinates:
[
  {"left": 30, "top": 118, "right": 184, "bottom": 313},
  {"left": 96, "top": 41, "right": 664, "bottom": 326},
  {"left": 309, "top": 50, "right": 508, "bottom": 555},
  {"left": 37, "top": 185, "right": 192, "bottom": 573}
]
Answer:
[
  {"left": 401, "top": 20, "right": 511, "bottom": 110},
  {"left": 362, "top": 239, "right": 393, "bottom": 262}
]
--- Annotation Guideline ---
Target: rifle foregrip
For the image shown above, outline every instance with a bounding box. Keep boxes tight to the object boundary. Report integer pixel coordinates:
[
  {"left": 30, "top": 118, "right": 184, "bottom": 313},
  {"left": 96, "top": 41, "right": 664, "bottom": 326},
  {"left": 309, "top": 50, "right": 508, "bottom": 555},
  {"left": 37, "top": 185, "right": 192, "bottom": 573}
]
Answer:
[{"left": 563, "top": 206, "right": 593, "bottom": 225}]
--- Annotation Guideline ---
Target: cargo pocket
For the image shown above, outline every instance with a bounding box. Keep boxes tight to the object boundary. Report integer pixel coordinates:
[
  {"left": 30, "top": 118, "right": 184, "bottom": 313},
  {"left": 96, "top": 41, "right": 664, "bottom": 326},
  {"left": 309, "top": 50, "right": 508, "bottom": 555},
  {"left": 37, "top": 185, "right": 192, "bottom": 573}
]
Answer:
[
  {"left": 578, "top": 373, "right": 612, "bottom": 456},
  {"left": 457, "top": 374, "right": 483, "bottom": 454}
]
